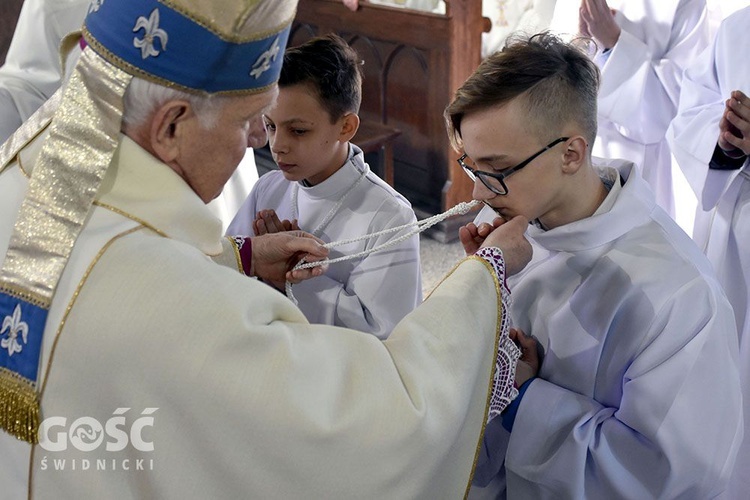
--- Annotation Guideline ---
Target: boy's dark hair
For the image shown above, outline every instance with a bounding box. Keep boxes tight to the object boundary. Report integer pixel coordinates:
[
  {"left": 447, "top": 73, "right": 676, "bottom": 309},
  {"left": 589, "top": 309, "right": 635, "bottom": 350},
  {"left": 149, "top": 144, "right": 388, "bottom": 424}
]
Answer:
[
  {"left": 445, "top": 32, "right": 600, "bottom": 151},
  {"left": 280, "top": 33, "right": 362, "bottom": 122}
]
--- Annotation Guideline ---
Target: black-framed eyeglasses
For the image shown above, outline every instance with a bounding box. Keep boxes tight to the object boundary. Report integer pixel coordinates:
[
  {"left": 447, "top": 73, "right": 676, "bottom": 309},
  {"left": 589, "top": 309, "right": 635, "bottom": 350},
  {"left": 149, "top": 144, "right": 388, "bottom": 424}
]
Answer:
[{"left": 458, "top": 137, "right": 569, "bottom": 195}]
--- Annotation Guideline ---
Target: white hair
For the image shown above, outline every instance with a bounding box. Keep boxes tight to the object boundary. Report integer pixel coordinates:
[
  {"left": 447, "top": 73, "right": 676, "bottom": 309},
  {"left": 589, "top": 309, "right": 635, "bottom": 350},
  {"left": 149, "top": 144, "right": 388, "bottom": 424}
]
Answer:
[{"left": 122, "top": 77, "right": 228, "bottom": 130}]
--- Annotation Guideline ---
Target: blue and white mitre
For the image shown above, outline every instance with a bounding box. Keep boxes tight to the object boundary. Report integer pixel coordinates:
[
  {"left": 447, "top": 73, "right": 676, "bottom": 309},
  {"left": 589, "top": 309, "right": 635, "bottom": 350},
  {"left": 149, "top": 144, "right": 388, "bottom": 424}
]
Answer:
[
  {"left": 0, "top": 0, "right": 297, "bottom": 444},
  {"left": 85, "top": 0, "right": 292, "bottom": 94}
]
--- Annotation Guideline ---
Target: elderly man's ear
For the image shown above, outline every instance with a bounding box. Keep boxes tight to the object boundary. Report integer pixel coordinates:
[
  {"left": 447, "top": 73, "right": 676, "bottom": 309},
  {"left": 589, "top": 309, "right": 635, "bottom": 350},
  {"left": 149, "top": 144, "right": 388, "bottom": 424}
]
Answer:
[{"left": 147, "top": 100, "right": 193, "bottom": 164}]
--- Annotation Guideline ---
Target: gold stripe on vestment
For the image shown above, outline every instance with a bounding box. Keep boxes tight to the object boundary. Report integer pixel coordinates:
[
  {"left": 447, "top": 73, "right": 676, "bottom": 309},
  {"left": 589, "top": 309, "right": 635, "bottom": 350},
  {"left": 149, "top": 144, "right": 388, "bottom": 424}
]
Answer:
[
  {"left": 0, "top": 48, "right": 132, "bottom": 443},
  {"left": 1, "top": 49, "right": 132, "bottom": 301}
]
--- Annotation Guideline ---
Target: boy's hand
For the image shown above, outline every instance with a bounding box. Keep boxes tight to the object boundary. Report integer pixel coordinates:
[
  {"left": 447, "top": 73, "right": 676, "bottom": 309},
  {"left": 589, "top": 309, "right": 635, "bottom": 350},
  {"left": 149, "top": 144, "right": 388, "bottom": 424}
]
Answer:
[
  {"left": 253, "top": 209, "right": 299, "bottom": 236},
  {"left": 459, "top": 216, "right": 505, "bottom": 255},
  {"left": 510, "top": 327, "right": 542, "bottom": 387}
]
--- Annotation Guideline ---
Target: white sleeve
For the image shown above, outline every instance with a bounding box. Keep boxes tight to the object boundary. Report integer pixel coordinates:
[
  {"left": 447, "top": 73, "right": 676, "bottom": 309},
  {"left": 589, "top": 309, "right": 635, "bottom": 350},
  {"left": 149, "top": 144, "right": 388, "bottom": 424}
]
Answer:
[
  {"left": 503, "top": 279, "right": 742, "bottom": 498},
  {"left": 667, "top": 10, "right": 749, "bottom": 210},
  {"left": 0, "top": 0, "right": 88, "bottom": 142},
  {"left": 597, "top": 0, "right": 709, "bottom": 145}
]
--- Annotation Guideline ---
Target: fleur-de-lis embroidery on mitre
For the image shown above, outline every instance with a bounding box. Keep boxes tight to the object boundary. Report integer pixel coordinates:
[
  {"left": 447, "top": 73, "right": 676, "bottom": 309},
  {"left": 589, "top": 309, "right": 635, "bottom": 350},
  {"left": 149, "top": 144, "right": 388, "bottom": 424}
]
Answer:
[
  {"left": 1, "top": 304, "right": 29, "bottom": 357},
  {"left": 89, "top": 0, "right": 104, "bottom": 14},
  {"left": 250, "top": 37, "right": 281, "bottom": 79},
  {"left": 133, "top": 8, "right": 169, "bottom": 60}
]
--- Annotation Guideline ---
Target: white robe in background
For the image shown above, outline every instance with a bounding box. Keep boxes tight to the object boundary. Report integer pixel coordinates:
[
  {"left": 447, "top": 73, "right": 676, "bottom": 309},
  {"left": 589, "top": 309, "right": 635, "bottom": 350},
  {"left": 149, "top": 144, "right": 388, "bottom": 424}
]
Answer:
[
  {"left": 362, "top": 0, "right": 557, "bottom": 57},
  {"left": 0, "top": 132, "right": 507, "bottom": 499},
  {"left": 470, "top": 160, "right": 742, "bottom": 498},
  {"left": 207, "top": 148, "right": 259, "bottom": 232},
  {"left": 481, "top": 0, "right": 557, "bottom": 57},
  {"left": 550, "top": 0, "right": 710, "bottom": 223},
  {"left": 228, "top": 145, "right": 422, "bottom": 339},
  {"left": 707, "top": 0, "right": 750, "bottom": 28},
  {"left": 667, "top": 9, "right": 750, "bottom": 497},
  {"left": 367, "top": 0, "right": 444, "bottom": 13},
  {"left": 0, "top": 0, "right": 87, "bottom": 143}
]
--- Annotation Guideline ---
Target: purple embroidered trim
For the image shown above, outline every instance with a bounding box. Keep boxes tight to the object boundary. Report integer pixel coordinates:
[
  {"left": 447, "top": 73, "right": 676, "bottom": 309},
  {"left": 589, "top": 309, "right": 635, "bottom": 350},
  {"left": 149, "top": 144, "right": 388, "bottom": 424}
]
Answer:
[
  {"left": 475, "top": 246, "right": 521, "bottom": 421},
  {"left": 476, "top": 246, "right": 510, "bottom": 294},
  {"left": 230, "top": 236, "right": 252, "bottom": 276}
]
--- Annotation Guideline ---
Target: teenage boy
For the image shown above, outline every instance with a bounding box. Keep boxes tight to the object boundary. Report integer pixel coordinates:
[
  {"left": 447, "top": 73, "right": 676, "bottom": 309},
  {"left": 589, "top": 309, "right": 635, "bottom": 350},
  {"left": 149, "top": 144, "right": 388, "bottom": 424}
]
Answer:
[
  {"left": 229, "top": 34, "right": 421, "bottom": 339},
  {"left": 449, "top": 32, "right": 742, "bottom": 499}
]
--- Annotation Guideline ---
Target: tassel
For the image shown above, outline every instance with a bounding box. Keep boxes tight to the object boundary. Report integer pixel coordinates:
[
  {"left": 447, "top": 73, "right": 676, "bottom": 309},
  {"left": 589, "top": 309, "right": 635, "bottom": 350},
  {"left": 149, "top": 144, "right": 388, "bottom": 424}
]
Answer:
[{"left": 0, "top": 367, "right": 40, "bottom": 444}]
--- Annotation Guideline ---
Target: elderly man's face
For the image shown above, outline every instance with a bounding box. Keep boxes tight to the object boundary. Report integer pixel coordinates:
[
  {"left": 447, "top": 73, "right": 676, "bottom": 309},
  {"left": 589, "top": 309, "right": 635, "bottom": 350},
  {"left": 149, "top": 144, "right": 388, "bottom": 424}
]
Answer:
[{"left": 177, "top": 87, "right": 277, "bottom": 203}]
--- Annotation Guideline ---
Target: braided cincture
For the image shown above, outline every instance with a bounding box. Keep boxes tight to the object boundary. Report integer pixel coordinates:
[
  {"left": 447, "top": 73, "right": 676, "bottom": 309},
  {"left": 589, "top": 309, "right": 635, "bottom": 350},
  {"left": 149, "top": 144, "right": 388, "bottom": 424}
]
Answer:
[
  {"left": 283, "top": 199, "right": 521, "bottom": 419},
  {"left": 284, "top": 200, "right": 482, "bottom": 303}
]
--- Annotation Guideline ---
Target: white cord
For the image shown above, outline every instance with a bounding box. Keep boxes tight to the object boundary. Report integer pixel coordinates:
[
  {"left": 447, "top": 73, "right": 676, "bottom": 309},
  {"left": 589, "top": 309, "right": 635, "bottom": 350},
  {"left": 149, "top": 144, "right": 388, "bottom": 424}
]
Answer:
[
  {"left": 291, "top": 165, "right": 368, "bottom": 237},
  {"left": 285, "top": 199, "right": 481, "bottom": 303}
]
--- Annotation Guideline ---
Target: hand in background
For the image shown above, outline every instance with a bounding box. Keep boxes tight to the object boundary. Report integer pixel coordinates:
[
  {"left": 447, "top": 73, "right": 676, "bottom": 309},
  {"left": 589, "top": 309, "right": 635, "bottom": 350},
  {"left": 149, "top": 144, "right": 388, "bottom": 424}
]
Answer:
[
  {"left": 253, "top": 209, "right": 299, "bottom": 236},
  {"left": 719, "top": 90, "right": 750, "bottom": 157},
  {"left": 510, "top": 327, "right": 542, "bottom": 387},
  {"left": 579, "top": 0, "right": 620, "bottom": 50},
  {"left": 342, "top": 0, "right": 359, "bottom": 11}
]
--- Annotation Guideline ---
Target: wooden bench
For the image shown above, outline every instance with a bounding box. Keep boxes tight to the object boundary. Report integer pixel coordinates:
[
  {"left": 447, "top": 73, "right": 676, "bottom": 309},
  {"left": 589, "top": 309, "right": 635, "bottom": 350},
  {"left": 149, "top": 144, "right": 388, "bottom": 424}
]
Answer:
[
  {"left": 353, "top": 119, "right": 401, "bottom": 186},
  {"left": 0, "top": 0, "right": 24, "bottom": 66}
]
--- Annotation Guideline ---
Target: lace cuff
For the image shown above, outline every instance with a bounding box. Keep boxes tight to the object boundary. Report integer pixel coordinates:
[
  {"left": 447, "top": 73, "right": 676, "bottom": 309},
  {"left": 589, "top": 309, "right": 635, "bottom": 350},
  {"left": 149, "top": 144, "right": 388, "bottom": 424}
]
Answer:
[
  {"left": 475, "top": 246, "right": 521, "bottom": 421},
  {"left": 228, "top": 236, "right": 253, "bottom": 276}
]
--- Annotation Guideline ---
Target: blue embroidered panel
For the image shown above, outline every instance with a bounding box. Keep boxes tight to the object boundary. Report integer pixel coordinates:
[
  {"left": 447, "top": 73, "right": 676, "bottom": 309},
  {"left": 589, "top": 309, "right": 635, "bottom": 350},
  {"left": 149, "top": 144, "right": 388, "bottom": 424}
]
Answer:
[
  {"left": 85, "top": 0, "right": 290, "bottom": 93},
  {"left": 0, "top": 293, "right": 47, "bottom": 384}
]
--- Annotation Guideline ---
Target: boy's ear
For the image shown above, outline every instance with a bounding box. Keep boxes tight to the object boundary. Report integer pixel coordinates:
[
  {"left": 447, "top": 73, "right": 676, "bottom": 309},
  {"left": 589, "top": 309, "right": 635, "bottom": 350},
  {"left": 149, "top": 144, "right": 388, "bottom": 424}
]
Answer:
[
  {"left": 150, "top": 100, "right": 192, "bottom": 164},
  {"left": 339, "top": 113, "right": 360, "bottom": 143},
  {"left": 561, "top": 136, "right": 588, "bottom": 174}
]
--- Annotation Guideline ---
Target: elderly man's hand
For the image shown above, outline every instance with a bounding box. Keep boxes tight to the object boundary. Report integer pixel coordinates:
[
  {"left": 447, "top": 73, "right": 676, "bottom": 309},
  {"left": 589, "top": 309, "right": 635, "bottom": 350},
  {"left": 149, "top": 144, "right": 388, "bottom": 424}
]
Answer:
[
  {"left": 251, "top": 231, "right": 329, "bottom": 288},
  {"left": 579, "top": 0, "right": 620, "bottom": 50},
  {"left": 479, "top": 215, "right": 532, "bottom": 276}
]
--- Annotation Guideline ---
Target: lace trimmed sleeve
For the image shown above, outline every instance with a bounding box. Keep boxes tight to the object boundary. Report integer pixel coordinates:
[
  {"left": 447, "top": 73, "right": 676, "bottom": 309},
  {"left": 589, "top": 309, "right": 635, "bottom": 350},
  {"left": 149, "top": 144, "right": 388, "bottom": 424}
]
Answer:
[{"left": 475, "top": 246, "right": 521, "bottom": 421}]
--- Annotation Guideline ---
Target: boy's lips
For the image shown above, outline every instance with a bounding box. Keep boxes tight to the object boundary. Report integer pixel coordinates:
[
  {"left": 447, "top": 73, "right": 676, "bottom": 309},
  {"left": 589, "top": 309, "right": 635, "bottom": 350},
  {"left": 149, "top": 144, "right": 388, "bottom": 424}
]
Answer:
[
  {"left": 276, "top": 162, "right": 297, "bottom": 171},
  {"left": 485, "top": 204, "right": 522, "bottom": 223},
  {"left": 483, "top": 201, "right": 506, "bottom": 217}
]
